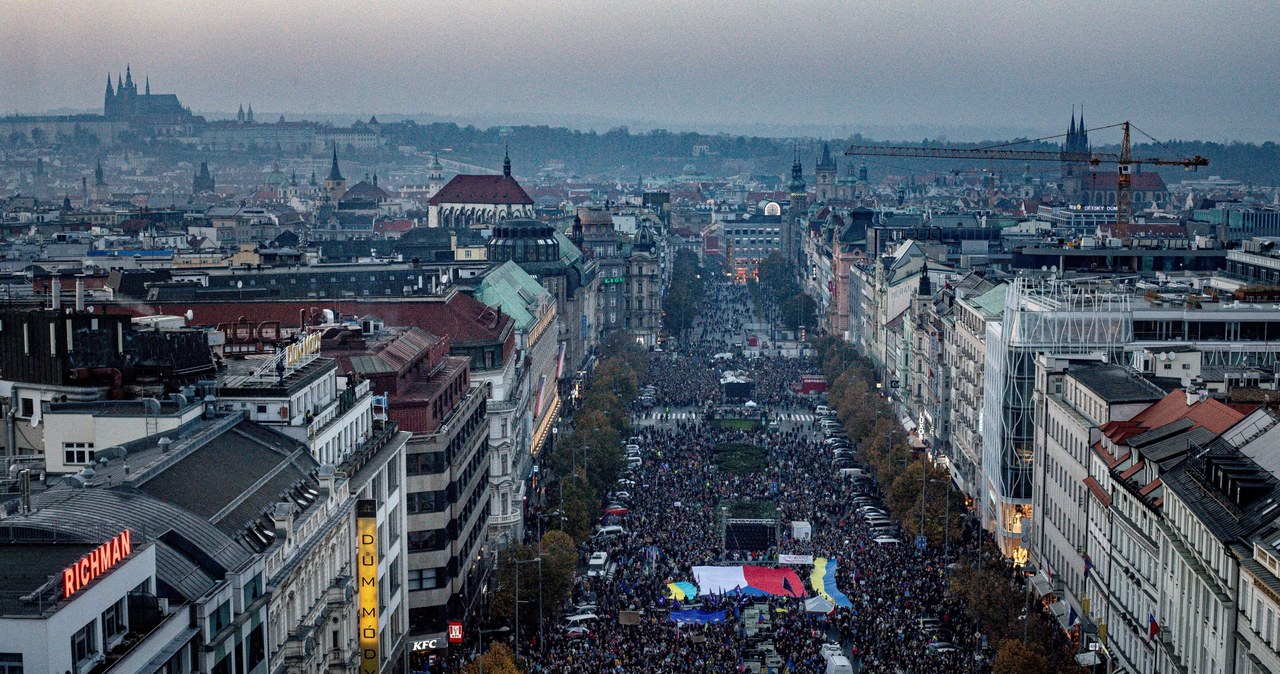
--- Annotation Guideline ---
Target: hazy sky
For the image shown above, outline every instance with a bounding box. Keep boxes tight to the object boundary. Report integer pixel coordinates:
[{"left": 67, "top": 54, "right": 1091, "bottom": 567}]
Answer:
[{"left": 3, "top": 0, "right": 1278, "bottom": 142}]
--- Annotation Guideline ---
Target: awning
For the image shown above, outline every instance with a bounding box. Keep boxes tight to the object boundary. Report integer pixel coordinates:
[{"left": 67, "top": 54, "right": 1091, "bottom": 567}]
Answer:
[
  {"left": 900, "top": 416, "right": 917, "bottom": 431},
  {"left": 530, "top": 394, "right": 561, "bottom": 457},
  {"left": 1030, "top": 573, "right": 1053, "bottom": 597}
]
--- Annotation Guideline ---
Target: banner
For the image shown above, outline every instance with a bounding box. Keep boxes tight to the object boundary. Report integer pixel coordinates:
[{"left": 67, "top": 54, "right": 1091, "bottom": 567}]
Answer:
[
  {"left": 666, "top": 581, "right": 699, "bottom": 601},
  {"left": 670, "top": 609, "right": 729, "bottom": 625},
  {"left": 810, "top": 557, "right": 852, "bottom": 608},
  {"left": 692, "top": 565, "right": 806, "bottom": 598},
  {"left": 778, "top": 554, "right": 814, "bottom": 565}
]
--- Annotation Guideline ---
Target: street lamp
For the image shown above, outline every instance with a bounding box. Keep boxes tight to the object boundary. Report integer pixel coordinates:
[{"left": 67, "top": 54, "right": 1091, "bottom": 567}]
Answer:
[{"left": 513, "top": 556, "right": 543, "bottom": 661}]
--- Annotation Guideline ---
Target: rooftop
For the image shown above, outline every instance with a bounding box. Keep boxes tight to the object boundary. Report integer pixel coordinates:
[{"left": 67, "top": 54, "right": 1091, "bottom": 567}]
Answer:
[
  {"left": 0, "top": 543, "right": 95, "bottom": 595},
  {"left": 1070, "top": 364, "right": 1165, "bottom": 404}
]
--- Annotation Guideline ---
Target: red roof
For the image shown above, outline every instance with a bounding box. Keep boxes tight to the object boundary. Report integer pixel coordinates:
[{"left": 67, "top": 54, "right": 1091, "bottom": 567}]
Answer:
[
  {"left": 110, "top": 294, "right": 514, "bottom": 351},
  {"left": 1130, "top": 391, "right": 1243, "bottom": 435},
  {"left": 375, "top": 219, "right": 414, "bottom": 233},
  {"left": 1083, "top": 476, "right": 1112, "bottom": 507},
  {"left": 1083, "top": 171, "right": 1167, "bottom": 191},
  {"left": 1120, "top": 460, "right": 1146, "bottom": 481},
  {"left": 1101, "top": 391, "right": 1245, "bottom": 446},
  {"left": 427, "top": 175, "right": 533, "bottom": 206}
]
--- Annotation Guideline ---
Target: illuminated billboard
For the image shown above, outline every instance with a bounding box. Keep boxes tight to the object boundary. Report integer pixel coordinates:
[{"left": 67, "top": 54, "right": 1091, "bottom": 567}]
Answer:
[{"left": 357, "top": 499, "right": 379, "bottom": 673}]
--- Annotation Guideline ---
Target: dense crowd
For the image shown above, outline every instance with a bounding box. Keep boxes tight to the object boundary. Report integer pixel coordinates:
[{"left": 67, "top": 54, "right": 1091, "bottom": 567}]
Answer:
[{"left": 512, "top": 282, "right": 992, "bottom": 674}]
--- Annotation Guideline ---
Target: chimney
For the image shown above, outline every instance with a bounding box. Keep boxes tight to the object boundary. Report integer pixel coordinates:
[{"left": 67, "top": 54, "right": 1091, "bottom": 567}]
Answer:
[
  {"left": 51, "top": 280, "right": 61, "bottom": 311},
  {"left": 75, "top": 279, "right": 85, "bottom": 311},
  {"left": 270, "top": 501, "right": 294, "bottom": 540}
]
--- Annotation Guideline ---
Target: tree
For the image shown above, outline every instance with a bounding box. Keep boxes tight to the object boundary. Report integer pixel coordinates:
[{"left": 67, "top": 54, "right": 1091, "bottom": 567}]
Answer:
[
  {"left": 992, "top": 639, "right": 1054, "bottom": 674},
  {"left": 460, "top": 642, "right": 523, "bottom": 674},
  {"left": 558, "top": 469, "right": 598, "bottom": 541}
]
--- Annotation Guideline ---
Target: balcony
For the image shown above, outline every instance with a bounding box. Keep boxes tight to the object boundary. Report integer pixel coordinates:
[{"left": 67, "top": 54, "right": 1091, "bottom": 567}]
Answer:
[{"left": 307, "top": 379, "right": 371, "bottom": 437}]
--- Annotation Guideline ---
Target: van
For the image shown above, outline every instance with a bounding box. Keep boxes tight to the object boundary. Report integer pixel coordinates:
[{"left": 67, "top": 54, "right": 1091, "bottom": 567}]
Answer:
[
  {"left": 595, "top": 525, "right": 626, "bottom": 539},
  {"left": 825, "top": 655, "right": 854, "bottom": 674},
  {"left": 587, "top": 552, "right": 609, "bottom": 577}
]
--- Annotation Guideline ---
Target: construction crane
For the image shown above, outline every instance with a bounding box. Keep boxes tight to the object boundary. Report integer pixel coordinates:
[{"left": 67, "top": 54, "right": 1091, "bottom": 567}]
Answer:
[{"left": 844, "top": 121, "right": 1208, "bottom": 231}]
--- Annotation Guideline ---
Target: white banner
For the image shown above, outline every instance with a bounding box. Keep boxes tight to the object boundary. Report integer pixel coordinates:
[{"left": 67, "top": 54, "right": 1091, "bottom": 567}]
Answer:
[{"left": 778, "top": 554, "right": 814, "bottom": 565}]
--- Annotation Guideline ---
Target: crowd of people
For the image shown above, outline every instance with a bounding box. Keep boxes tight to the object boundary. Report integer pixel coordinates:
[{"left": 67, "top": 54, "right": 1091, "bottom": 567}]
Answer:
[{"left": 509, "top": 281, "right": 993, "bottom": 673}]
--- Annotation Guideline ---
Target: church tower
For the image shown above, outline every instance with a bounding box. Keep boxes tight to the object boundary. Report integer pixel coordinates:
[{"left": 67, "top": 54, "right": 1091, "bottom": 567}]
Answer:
[
  {"left": 103, "top": 75, "right": 115, "bottom": 117},
  {"left": 324, "top": 145, "right": 347, "bottom": 204},
  {"left": 1060, "top": 106, "right": 1090, "bottom": 202},
  {"left": 814, "top": 143, "right": 837, "bottom": 203},
  {"left": 427, "top": 153, "right": 444, "bottom": 197},
  {"left": 785, "top": 148, "right": 808, "bottom": 268}
]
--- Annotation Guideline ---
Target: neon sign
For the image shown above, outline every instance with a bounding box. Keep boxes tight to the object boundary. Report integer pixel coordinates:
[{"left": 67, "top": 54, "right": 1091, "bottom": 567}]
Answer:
[
  {"left": 63, "top": 529, "right": 132, "bottom": 599},
  {"left": 285, "top": 332, "right": 323, "bottom": 367},
  {"left": 357, "top": 500, "right": 380, "bottom": 674}
]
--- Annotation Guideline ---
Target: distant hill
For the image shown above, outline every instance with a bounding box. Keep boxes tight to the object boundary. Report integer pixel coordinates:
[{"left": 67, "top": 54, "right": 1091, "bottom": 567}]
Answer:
[{"left": 380, "top": 121, "right": 1280, "bottom": 185}]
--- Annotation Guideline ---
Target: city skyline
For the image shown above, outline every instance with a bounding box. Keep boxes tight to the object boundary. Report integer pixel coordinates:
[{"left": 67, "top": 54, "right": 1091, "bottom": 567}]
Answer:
[{"left": 3, "top": 0, "right": 1278, "bottom": 142}]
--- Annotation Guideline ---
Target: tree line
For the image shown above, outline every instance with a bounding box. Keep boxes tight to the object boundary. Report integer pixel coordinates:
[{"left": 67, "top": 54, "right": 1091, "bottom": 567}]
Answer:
[
  {"left": 812, "top": 336, "right": 1086, "bottom": 674},
  {"left": 487, "top": 331, "right": 648, "bottom": 649}
]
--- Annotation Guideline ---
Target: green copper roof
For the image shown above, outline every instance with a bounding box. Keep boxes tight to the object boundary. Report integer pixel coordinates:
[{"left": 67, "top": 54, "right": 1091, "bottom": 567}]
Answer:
[{"left": 474, "top": 260, "right": 551, "bottom": 331}]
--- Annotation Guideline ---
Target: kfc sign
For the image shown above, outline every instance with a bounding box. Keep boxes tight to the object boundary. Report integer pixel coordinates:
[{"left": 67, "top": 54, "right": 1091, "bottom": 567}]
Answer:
[{"left": 448, "top": 621, "right": 464, "bottom": 644}]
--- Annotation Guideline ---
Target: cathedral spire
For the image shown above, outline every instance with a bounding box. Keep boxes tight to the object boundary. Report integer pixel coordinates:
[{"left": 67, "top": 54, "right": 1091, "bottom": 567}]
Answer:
[
  {"left": 328, "top": 145, "right": 344, "bottom": 182},
  {"left": 503, "top": 144, "right": 511, "bottom": 178},
  {"left": 125, "top": 65, "right": 132, "bottom": 88},
  {"left": 105, "top": 74, "right": 114, "bottom": 96},
  {"left": 1078, "top": 105, "right": 1087, "bottom": 150},
  {"left": 145, "top": 75, "right": 150, "bottom": 96},
  {"left": 1069, "top": 105, "right": 1076, "bottom": 138}
]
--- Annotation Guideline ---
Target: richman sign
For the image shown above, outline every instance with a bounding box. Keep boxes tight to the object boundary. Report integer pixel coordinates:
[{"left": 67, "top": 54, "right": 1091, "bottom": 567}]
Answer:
[
  {"left": 357, "top": 499, "right": 380, "bottom": 674},
  {"left": 63, "top": 529, "right": 133, "bottom": 599}
]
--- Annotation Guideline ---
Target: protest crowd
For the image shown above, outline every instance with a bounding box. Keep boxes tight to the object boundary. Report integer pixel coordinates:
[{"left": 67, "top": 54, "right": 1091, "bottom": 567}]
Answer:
[{"left": 484, "top": 279, "right": 996, "bottom": 674}]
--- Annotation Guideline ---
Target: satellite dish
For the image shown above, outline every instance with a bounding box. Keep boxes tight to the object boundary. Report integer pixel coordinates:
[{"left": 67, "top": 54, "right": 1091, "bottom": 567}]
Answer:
[
  {"left": 1041, "top": 266, "right": 1048, "bottom": 272},
  {"left": 185, "top": 310, "right": 194, "bottom": 321},
  {"left": 1050, "top": 265, "right": 1058, "bottom": 273}
]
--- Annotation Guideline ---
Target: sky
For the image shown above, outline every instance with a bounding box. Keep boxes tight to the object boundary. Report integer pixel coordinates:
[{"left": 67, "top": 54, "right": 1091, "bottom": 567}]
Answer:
[{"left": 3, "top": 0, "right": 1278, "bottom": 142}]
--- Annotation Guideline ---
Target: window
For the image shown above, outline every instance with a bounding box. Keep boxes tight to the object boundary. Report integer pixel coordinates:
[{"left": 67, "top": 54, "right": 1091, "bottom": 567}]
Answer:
[
  {"left": 63, "top": 442, "right": 96, "bottom": 466},
  {"left": 256, "top": 404, "right": 268, "bottom": 415},
  {"left": 243, "top": 573, "right": 264, "bottom": 605},
  {"left": 71, "top": 620, "right": 97, "bottom": 665},
  {"left": 406, "top": 490, "right": 448, "bottom": 514},
  {"left": 407, "top": 568, "right": 440, "bottom": 591},
  {"left": 102, "top": 597, "right": 127, "bottom": 642},
  {"left": 407, "top": 529, "right": 446, "bottom": 552},
  {"left": 209, "top": 600, "right": 232, "bottom": 636},
  {"left": 0, "top": 653, "right": 23, "bottom": 674},
  {"left": 246, "top": 623, "right": 266, "bottom": 670},
  {"left": 19, "top": 398, "right": 32, "bottom": 418}
]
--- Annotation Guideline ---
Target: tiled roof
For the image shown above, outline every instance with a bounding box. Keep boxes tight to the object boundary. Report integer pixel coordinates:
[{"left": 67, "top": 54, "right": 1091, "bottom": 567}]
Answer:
[
  {"left": 119, "top": 293, "right": 512, "bottom": 347},
  {"left": 427, "top": 175, "right": 533, "bottom": 206},
  {"left": 1132, "top": 391, "right": 1244, "bottom": 435},
  {"left": 1083, "top": 476, "right": 1112, "bottom": 507}
]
